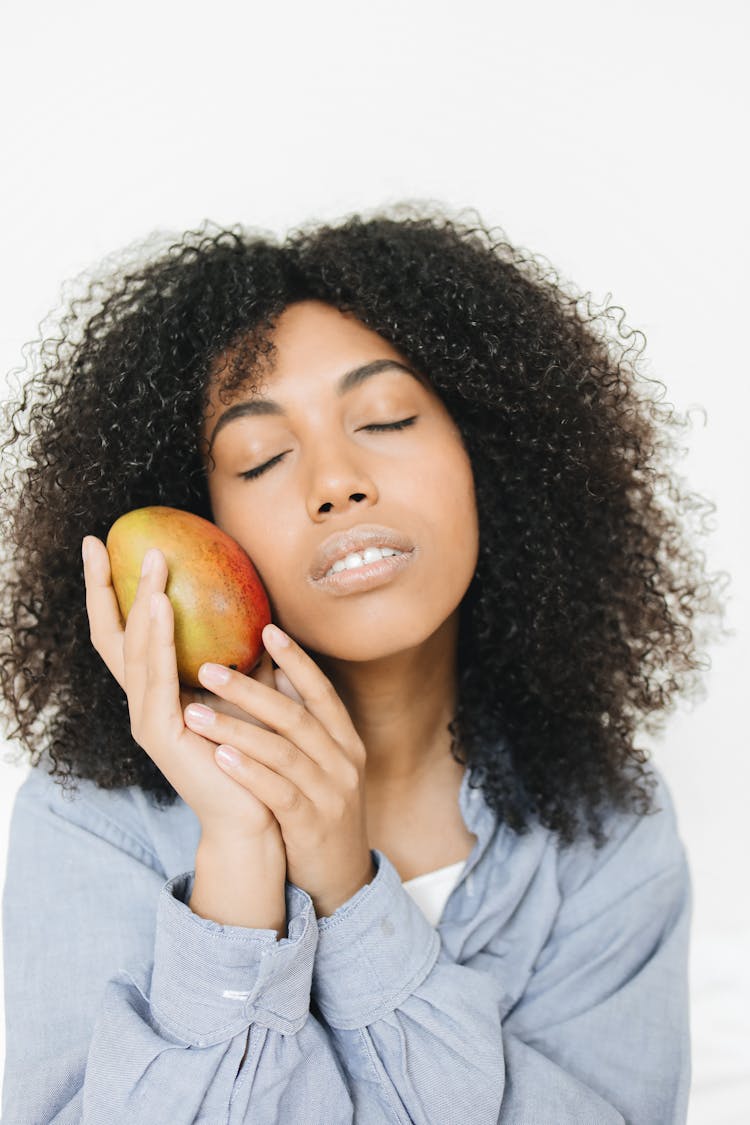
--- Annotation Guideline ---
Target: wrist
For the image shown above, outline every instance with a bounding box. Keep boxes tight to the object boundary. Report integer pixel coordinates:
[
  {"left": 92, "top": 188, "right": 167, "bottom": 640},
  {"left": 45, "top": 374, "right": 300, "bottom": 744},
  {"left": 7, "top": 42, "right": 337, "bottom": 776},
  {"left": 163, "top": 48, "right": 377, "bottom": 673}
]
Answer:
[
  {"left": 199, "top": 824, "right": 286, "bottom": 863},
  {"left": 313, "top": 854, "right": 376, "bottom": 919},
  {"left": 190, "top": 830, "right": 288, "bottom": 935}
]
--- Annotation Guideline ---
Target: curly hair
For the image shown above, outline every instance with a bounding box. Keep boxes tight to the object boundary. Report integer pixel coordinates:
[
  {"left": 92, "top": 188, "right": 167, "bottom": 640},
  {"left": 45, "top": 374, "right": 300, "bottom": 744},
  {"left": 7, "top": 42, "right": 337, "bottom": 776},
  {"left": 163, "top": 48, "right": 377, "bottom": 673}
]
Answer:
[{"left": 0, "top": 200, "right": 731, "bottom": 847}]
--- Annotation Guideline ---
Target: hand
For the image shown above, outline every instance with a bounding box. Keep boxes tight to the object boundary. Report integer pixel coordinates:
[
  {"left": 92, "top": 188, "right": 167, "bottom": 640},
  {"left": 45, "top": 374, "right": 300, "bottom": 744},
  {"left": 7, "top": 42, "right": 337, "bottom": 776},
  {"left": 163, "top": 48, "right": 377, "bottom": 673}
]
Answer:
[
  {"left": 82, "top": 536, "right": 287, "bottom": 852},
  {"left": 184, "top": 628, "right": 376, "bottom": 918}
]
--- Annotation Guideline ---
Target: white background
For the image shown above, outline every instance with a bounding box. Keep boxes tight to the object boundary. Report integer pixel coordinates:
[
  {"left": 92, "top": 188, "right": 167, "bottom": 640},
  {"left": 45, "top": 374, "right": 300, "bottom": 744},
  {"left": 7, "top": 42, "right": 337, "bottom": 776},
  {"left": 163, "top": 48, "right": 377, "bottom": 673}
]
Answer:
[{"left": 0, "top": 1, "right": 747, "bottom": 1120}]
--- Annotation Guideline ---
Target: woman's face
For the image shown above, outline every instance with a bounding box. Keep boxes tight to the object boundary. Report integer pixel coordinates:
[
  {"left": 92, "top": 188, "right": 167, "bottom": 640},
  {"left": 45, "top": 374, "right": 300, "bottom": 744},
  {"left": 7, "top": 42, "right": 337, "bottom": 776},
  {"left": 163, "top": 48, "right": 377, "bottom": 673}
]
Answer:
[{"left": 200, "top": 300, "right": 479, "bottom": 663}]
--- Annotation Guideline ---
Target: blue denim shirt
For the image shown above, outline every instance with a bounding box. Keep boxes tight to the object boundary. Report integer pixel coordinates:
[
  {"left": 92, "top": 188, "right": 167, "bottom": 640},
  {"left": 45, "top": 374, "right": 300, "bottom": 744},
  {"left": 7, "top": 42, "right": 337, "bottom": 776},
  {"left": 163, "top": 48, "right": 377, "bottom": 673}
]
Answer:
[{"left": 2, "top": 754, "right": 691, "bottom": 1124}]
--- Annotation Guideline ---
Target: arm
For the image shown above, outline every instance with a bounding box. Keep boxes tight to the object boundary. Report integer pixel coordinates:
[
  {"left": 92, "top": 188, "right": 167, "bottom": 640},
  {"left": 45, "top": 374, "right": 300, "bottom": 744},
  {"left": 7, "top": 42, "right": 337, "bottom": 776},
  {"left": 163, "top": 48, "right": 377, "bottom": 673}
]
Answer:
[
  {"left": 125, "top": 593, "right": 688, "bottom": 1124},
  {"left": 1, "top": 768, "right": 354, "bottom": 1124},
  {"left": 310, "top": 771, "right": 691, "bottom": 1124}
]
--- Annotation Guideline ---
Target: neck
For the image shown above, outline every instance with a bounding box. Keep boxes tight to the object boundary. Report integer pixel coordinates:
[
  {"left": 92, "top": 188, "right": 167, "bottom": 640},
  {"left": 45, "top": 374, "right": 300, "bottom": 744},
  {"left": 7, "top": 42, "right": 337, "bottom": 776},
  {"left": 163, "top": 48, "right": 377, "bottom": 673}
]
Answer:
[{"left": 315, "top": 611, "right": 461, "bottom": 792}]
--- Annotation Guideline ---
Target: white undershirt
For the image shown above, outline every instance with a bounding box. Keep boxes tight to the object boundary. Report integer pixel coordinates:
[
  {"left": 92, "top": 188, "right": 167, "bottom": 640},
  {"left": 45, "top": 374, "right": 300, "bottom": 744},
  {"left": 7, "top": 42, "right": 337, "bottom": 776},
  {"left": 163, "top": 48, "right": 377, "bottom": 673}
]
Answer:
[{"left": 401, "top": 859, "right": 467, "bottom": 927}]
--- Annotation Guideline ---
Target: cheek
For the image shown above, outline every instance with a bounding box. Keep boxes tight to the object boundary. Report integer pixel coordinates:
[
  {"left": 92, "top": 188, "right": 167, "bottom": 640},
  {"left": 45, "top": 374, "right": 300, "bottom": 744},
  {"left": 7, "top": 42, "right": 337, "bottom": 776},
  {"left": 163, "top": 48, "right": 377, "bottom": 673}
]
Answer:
[
  {"left": 447, "top": 475, "right": 480, "bottom": 582},
  {"left": 429, "top": 447, "right": 478, "bottom": 527},
  {"left": 206, "top": 482, "right": 279, "bottom": 569}
]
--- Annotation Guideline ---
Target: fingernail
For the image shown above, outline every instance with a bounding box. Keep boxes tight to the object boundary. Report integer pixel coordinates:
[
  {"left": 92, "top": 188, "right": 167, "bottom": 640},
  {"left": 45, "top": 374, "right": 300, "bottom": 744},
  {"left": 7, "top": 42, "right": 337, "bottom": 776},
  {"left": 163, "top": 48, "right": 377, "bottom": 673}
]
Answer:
[
  {"left": 141, "top": 549, "right": 157, "bottom": 576},
  {"left": 215, "top": 746, "right": 239, "bottom": 768},
  {"left": 185, "top": 703, "right": 215, "bottom": 725},
  {"left": 81, "top": 539, "right": 89, "bottom": 565},
  {"left": 199, "top": 663, "right": 230, "bottom": 685},
  {"left": 264, "top": 623, "right": 289, "bottom": 647}
]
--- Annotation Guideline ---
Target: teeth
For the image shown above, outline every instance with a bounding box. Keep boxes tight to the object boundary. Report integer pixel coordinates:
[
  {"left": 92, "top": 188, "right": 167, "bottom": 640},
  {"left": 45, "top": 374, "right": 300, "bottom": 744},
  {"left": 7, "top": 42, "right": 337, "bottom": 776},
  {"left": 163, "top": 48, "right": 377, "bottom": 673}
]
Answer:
[{"left": 325, "top": 546, "right": 404, "bottom": 578}]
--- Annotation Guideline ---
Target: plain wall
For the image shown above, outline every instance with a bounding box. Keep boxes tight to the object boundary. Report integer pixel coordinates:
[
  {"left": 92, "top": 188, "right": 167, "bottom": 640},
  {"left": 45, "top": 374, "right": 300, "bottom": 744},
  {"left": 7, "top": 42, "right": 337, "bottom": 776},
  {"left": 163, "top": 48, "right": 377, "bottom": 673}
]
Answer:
[{"left": 1, "top": 1, "right": 748, "bottom": 1120}]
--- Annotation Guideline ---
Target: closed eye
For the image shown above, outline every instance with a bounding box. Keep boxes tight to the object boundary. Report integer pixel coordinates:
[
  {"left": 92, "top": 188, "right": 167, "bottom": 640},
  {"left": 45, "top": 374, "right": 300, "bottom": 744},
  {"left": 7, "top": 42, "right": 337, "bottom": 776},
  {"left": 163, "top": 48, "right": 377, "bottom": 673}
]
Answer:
[
  {"left": 239, "top": 416, "right": 418, "bottom": 481},
  {"left": 239, "top": 454, "right": 286, "bottom": 481},
  {"left": 362, "top": 416, "right": 417, "bottom": 433}
]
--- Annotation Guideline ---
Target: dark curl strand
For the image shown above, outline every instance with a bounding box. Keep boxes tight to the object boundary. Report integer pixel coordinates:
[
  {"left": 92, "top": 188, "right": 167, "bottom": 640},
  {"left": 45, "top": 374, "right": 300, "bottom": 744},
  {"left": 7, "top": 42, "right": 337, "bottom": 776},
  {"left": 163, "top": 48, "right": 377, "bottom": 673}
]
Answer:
[{"left": 0, "top": 201, "right": 730, "bottom": 847}]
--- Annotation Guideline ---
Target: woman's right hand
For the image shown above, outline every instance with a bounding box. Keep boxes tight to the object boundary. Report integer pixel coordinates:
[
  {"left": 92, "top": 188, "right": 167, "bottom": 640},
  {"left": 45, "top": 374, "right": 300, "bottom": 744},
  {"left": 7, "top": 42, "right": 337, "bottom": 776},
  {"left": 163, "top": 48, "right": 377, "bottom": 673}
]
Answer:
[{"left": 82, "top": 535, "right": 286, "bottom": 853}]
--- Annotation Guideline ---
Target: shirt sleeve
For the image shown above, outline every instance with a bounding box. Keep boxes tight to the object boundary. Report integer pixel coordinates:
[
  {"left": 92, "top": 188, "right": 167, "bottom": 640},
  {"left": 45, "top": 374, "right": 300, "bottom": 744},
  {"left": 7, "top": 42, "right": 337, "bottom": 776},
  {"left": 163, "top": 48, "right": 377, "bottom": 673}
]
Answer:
[
  {"left": 1, "top": 769, "right": 354, "bottom": 1124},
  {"left": 311, "top": 772, "right": 692, "bottom": 1125}
]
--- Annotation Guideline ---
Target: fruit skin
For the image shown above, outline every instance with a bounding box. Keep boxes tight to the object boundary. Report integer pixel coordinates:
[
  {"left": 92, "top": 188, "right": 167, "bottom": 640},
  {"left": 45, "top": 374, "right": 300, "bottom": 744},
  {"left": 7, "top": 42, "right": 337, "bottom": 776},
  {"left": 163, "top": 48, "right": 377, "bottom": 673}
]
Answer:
[{"left": 106, "top": 506, "right": 272, "bottom": 688}]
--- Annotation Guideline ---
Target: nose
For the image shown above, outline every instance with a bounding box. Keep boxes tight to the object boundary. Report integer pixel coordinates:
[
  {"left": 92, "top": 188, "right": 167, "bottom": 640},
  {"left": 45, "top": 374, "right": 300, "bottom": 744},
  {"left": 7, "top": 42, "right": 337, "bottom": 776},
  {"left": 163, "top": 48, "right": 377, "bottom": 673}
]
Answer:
[{"left": 305, "top": 442, "right": 378, "bottom": 519}]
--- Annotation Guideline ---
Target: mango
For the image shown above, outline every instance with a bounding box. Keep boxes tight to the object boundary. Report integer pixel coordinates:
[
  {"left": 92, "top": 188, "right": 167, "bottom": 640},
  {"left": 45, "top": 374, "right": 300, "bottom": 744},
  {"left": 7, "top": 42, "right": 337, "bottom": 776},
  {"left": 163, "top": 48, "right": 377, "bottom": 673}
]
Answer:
[{"left": 106, "top": 506, "right": 272, "bottom": 687}]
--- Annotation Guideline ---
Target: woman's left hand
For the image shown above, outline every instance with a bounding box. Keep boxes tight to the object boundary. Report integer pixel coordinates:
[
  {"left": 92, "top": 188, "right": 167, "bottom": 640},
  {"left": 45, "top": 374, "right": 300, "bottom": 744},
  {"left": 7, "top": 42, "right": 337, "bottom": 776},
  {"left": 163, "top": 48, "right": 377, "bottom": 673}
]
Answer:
[{"left": 184, "top": 623, "right": 376, "bottom": 919}]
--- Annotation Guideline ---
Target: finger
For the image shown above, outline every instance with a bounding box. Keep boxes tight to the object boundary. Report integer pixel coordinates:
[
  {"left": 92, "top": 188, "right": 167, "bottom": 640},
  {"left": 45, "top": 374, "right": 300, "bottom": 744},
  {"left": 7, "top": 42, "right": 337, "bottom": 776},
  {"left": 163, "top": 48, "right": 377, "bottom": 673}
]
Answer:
[
  {"left": 196, "top": 715, "right": 323, "bottom": 805},
  {"left": 274, "top": 667, "right": 304, "bottom": 704},
  {"left": 185, "top": 702, "right": 322, "bottom": 795},
  {"left": 138, "top": 589, "right": 185, "bottom": 760},
  {"left": 190, "top": 647, "right": 279, "bottom": 727},
  {"left": 83, "top": 536, "right": 127, "bottom": 689},
  {"left": 253, "top": 646, "right": 278, "bottom": 690},
  {"left": 260, "top": 625, "right": 361, "bottom": 754},
  {"left": 194, "top": 660, "right": 356, "bottom": 780},
  {"left": 122, "top": 547, "right": 168, "bottom": 709},
  {"left": 196, "top": 660, "right": 330, "bottom": 765},
  {"left": 214, "top": 745, "right": 311, "bottom": 823}
]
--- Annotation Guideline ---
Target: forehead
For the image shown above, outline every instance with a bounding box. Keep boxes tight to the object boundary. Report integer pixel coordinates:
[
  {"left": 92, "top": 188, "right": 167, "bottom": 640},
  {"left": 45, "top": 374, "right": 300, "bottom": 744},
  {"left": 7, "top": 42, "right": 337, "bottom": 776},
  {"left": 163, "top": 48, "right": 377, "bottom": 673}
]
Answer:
[
  {"left": 209, "top": 301, "right": 404, "bottom": 382},
  {"left": 202, "top": 300, "right": 429, "bottom": 424},
  {"left": 259, "top": 299, "right": 392, "bottom": 365},
  {"left": 196, "top": 301, "right": 442, "bottom": 467}
]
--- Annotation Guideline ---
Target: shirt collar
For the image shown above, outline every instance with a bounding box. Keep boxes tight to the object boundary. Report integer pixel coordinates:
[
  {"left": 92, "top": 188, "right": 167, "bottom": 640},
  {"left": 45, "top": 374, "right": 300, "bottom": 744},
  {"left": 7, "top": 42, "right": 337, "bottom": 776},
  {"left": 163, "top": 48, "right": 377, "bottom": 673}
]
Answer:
[{"left": 457, "top": 741, "right": 506, "bottom": 878}]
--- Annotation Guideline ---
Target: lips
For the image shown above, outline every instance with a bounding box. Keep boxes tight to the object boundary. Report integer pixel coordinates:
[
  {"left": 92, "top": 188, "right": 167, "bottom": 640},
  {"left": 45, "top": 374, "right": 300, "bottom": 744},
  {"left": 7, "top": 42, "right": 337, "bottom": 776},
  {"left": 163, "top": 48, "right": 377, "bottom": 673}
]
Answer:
[{"left": 310, "top": 524, "right": 414, "bottom": 581}]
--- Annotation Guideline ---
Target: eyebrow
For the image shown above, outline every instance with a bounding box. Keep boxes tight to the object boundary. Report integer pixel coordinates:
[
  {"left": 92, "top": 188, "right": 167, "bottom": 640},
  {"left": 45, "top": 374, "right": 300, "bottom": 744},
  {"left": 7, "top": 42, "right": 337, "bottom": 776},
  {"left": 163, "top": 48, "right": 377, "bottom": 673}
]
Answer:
[{"left": 207, "top": 359, "right": 426, "bottom": 450}]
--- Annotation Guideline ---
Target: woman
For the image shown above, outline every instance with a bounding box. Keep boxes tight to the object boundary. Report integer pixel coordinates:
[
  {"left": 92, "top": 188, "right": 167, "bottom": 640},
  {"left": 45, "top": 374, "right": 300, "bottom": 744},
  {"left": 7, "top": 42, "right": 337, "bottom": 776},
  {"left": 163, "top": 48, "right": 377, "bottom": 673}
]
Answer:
[{"left": 0, "top": 202, "right": 727, "bottom": 1122}]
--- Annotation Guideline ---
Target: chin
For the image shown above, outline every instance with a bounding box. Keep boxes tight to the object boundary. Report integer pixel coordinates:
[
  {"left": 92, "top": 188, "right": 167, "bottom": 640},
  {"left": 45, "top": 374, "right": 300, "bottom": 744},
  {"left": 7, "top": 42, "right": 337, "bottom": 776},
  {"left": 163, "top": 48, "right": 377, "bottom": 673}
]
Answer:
[{"left": 292, "top": 611, "right": 453, "bottom": 667}]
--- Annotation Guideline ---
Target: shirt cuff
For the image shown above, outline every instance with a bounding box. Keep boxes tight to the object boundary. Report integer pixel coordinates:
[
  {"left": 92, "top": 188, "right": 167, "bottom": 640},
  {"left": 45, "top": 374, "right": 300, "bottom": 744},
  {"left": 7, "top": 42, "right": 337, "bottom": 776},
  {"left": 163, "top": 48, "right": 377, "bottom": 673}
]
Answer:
[
  {"left": 311, "top": 848, "right": 441, "bottom": 1029},
  {"left": 149, "top": 871, "right": 317, "bottom": 1046}
]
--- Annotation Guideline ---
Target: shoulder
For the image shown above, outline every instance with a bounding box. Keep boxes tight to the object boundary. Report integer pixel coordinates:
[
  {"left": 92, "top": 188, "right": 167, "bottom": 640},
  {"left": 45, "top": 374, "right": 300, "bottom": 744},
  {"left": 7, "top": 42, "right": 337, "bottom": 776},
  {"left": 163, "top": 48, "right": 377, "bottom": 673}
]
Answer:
[
  {"left": 554, "top": 764, "right": 690, "bottom": 916},
  {"left": 9, "top": 759, "right": 198, "bottom": 876}
]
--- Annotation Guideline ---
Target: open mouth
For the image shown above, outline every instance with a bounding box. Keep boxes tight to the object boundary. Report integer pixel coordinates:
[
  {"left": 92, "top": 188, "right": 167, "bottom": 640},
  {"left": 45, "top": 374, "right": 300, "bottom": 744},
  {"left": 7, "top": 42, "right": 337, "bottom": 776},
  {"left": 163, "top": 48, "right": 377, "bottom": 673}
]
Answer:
[{"left": 313, "top": 548, "right": 415, "bottom": 595}]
